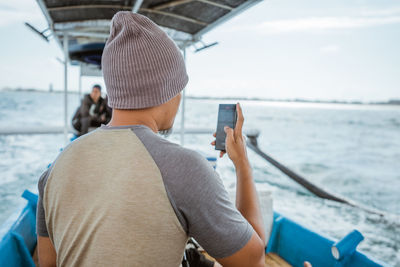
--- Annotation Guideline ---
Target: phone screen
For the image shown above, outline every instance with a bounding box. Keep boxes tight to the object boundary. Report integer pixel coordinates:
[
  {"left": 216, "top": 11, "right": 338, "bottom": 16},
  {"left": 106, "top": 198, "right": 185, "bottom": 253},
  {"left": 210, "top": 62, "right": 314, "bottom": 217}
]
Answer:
[{"left": 215, "top": 104, "right": 237, "bottom": 151}]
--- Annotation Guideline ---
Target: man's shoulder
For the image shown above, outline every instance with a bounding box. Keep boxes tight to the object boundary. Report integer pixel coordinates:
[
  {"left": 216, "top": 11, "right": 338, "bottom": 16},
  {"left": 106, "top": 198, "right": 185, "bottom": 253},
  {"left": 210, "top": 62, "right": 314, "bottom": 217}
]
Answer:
[
  {"left": 82, "top": 94, "right": 92, "bottom": 103},
  {"left": 174, "top": 146, "right": 210, "bottom": 169},
  {"left": 168, "top": 145, "right": 211, "bottom": 174},
  {"left": 138, "top": 131, "right": 207, "bottom": 164},
  {"left": 131, "top": 127, "right": 213, "bottom": 176},
  {"left": 38, "top": 167, "right": 51, "bottom": 192},
  {"left": 156, "top": 138, "right": 204, "bottom": 162}
]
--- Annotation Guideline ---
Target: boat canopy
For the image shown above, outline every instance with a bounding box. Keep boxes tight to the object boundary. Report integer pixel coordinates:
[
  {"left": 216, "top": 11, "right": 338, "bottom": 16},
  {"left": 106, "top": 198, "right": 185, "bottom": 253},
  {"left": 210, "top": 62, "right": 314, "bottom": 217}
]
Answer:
[
  {"left": 36, "top": 0, "right": 262, "bottom": 53},
  {"left": 34, "top": 0, "right": 262, "bottom": 143}
]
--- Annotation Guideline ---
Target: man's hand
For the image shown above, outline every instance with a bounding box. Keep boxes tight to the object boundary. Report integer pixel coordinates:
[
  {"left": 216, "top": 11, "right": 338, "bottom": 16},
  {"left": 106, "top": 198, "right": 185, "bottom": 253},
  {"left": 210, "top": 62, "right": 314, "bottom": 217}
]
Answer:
[
  {"left": 100, "top": 113, "right": 107, "bottom": 123},
  {"left": 223, "top": 103, "right": 248, "bottom": 167},
  {"left": 211, "top": 103, "right": 249, "bottom": 167}
]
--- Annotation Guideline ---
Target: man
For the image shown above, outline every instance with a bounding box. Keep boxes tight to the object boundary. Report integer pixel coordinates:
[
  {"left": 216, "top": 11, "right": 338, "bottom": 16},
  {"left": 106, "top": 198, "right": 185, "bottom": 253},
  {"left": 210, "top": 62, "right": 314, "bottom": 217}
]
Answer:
[
  {"left": 71, "top": 84, "right": 111, "bottom": 136},
  {"left": 37, "top": 12, "right": 265, "bottom": 267}
]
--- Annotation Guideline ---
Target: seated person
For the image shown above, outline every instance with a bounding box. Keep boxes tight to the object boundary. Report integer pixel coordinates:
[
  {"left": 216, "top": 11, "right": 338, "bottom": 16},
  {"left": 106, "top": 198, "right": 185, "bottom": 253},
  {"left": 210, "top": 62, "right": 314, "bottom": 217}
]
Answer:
[{"left": 72, "top": 84, "right": 111, "bottom": 136}]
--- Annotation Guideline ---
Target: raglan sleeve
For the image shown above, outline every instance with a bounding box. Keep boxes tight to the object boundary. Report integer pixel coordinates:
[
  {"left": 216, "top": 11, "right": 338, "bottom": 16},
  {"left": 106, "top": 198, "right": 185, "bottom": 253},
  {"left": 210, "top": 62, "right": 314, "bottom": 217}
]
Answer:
[
  {"left": 36, "top": 168, "right": 50, "bottom": 237},
  {"left": 167, "top": 151, "right": 254, "bottom": 259}
]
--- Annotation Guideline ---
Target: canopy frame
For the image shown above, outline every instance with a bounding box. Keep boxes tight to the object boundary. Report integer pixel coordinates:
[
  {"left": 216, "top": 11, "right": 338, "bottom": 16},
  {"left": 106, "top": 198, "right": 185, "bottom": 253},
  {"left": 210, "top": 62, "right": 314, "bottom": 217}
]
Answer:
[{"left": 33, "top": 0, "right": 263, "bottom": 143}]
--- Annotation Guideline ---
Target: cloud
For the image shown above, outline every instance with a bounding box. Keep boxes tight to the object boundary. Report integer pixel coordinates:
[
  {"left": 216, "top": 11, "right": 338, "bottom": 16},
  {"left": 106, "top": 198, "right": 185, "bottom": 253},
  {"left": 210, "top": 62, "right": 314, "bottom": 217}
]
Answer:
[
  {"left": 0, "top": 0, "right": 38, "bottom": 11},
  {"left": 0, "top": 10, "right": 38, "bottom": 27},
  {"left": 360, "top": 7, "right": 400, "bottom": 17},
  {"left": 221, "top": 7, "right": 400, "bottom": 35},
  {"left": 320, "top": 45, "right": 340, "bottom": 54},
  {"left": 255, "top": 16, "right": 400, "bottom": 34},
  {"left": 0, "top": 1, "right": 42, "bottom": 27}
]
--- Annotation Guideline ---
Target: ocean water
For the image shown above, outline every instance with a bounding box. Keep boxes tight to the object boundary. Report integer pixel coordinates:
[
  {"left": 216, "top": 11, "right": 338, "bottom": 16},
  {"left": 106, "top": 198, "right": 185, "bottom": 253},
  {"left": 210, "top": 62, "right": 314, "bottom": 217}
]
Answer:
[{"left": 0, "top": 91, "right": 399, "bottom": 266}]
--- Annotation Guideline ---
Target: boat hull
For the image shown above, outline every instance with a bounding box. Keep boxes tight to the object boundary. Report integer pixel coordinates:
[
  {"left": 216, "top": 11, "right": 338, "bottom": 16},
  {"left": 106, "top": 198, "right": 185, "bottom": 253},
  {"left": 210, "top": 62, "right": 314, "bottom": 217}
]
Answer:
[{"left": 0, "top": 191, "right": 388, "bottom": 267}]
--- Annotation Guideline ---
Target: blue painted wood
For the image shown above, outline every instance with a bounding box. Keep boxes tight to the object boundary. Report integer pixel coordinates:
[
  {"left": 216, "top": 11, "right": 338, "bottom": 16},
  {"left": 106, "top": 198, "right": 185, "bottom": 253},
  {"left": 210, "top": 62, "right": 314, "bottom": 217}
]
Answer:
[
  {"left": 266, "top": 212, "right": 387, "bottom": 267},
  {"left": 332, "top": 230, "right": 364, "bottom": 260},
  {"left": 0, "top": 190, "right": 37, "bottom": 267}
]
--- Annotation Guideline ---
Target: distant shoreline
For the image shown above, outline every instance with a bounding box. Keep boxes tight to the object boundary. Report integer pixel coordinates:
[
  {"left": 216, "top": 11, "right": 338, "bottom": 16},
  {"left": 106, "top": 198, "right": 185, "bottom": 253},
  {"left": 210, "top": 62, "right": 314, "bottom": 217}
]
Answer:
[
  {"left": 1, "top": 88, "right": 399, "bottom": 106},
  {"left": 186, "top": 95, "right": 400, "bottom": 106}
]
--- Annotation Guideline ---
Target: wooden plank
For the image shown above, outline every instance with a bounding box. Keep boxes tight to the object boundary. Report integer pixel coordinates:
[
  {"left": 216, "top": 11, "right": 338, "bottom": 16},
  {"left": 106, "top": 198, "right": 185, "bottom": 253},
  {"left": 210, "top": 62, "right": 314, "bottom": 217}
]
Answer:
[
  {"left": 201, "top": 251, "right": 292, "bottom": 267},
  {"left": 152, "top": 0, "right": 233, "bottom": 11},
  {"left": 197, "top": 0, "right": 233, "bottom": 10},
  {"left": 265, "top": 253, "right": 292, "bottom": 267},
  {"left": 48, "top": 5, "right": 132, "bottom": 12},
  {"left": 266, "top": 254, "right": 283, "bottom": 267},
  {"left": 153, "top": 0, "right": 193, "bottom": 10},
  {"left": 139, "top": 8, "right": 208, "bottom": 26}
]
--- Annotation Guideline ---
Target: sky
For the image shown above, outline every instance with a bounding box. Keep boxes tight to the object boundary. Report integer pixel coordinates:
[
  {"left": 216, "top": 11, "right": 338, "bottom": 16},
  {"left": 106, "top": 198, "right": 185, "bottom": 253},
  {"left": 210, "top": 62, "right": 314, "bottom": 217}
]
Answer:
[{"left": 0, "top": 0, "right": 399, "bottom": 101}]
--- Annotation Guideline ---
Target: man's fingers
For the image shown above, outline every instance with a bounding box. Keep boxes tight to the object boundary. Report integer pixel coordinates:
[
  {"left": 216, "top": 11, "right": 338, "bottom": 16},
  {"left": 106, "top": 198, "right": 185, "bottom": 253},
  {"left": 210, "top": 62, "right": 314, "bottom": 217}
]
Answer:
[
  {"left": 234, "top": 103, "right": 244, "bottom": 138},
  {"left": 219, "top": 151, "right": 225, "bottom": 158},
  {"left": 213, "top": 132, "right": 216, "bottom": 138},
  {"left": 224, "top": 126, "right": 234, "bottom": 144},
  {"left": 211, "top": 140, "right": 216, "bottom": 146}
]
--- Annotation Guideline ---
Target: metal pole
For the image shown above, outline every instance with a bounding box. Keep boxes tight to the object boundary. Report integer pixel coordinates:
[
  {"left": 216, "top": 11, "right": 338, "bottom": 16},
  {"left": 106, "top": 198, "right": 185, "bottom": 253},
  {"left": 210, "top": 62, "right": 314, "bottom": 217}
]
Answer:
[
  {"left": 63, "top": 32, "right": 69, "bottom": 144},
  {"left": 132, "top": 0, "right": 144, "bottom": 12},
  {"left": 78, "top": 69, "right": 82, "bottom": 100},
  {"left": 180, "top": 48, "right": 186, "bottom": 145}
]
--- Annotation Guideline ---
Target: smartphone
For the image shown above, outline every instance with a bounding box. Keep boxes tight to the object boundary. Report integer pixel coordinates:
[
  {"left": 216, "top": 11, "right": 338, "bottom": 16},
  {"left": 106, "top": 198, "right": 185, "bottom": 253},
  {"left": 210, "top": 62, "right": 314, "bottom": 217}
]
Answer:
[{"left": 215, "top": 104, "right": 237, "bottom": 151}]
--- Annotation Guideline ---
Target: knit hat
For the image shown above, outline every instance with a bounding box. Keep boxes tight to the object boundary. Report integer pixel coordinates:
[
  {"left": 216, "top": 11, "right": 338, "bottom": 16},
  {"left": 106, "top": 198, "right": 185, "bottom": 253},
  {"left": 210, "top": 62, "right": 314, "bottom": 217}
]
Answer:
[{"left": 102, "top": 12, "right": 188, "bottom": 109}]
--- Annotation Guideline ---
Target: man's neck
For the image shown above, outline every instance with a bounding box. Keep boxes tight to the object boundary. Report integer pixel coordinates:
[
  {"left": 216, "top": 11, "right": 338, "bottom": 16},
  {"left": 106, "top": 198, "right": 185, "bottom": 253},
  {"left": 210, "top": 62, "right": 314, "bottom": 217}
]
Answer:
[
  {"left": 108, "top": 109, "right": 159, "bottom": 133},
  {"left": 90, "top": 94, "right": 100, "bottom": 103}
]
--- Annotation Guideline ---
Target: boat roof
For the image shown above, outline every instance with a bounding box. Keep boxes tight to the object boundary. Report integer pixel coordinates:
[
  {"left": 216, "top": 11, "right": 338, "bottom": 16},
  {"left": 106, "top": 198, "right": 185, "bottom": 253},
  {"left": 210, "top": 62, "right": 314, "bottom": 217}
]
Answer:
[{"left": 36, "top": 0, "right": 262, "bottom": 50}]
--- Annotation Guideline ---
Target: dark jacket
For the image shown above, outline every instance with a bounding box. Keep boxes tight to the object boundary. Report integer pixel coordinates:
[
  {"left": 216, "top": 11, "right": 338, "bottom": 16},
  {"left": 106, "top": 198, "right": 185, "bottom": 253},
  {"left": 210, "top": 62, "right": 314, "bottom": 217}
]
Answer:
[{"left": 72, "top": 94, "right": 111, "bottom": 125}]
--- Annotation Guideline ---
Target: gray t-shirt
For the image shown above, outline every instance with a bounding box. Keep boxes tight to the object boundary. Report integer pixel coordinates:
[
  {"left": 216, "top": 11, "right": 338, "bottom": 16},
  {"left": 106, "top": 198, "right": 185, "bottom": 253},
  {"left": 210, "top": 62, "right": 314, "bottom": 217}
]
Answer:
[{"left": 37, "top": 125, "right": 253, "bottom": 259}]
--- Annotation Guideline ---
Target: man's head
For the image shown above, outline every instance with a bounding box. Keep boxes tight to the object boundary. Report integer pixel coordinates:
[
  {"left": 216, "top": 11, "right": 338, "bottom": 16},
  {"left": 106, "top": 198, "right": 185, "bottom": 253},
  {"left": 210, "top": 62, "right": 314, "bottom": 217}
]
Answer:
[
  {"left": 101, "top": 12, "right": 188, "bottom": 131},
  {"left": 90, "top": 85, "right": 101, "bottom": 103}
]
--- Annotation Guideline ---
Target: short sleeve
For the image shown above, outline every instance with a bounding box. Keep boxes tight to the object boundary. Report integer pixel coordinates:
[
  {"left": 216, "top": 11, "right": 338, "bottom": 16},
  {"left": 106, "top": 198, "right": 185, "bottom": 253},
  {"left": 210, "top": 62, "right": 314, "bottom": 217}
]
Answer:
[
  {"left": 36, "top": 168, "right": 51, "bottom": 237},
  {"left": 129, "top": 128, "right": 254, "bottom": 259},
  {"left": 165, "top": 151, "right": 253, "bottom": 259}
]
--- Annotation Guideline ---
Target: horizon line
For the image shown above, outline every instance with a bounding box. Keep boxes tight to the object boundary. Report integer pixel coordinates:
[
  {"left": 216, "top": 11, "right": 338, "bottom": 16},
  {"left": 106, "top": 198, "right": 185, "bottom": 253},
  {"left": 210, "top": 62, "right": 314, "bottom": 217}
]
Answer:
[{"left": 1, "top": 87, "right": 399, "bottom": 105}]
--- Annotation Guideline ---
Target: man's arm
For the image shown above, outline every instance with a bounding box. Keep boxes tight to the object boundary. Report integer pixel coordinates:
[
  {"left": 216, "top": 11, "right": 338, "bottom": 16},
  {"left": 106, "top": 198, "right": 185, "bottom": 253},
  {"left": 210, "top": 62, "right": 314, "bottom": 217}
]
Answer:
[
  {"left": 36, "top": 169, "right": 57, "bottom": 267},
  {"left": 215, "top": 159, "right": 265, "bottom": 267},
  {"left": 79, "top": 96, "right": 91, "bottom": 118},
  {"left": 38, "top": 236, "right": 56, "bottom": 267},
  {"left": 216, "top": 231, "right": 265, "bottom": 267},
  {"left": 213, "top": 103, "right": 265, "bottom": 266},
  {"left": 232, "top": 149, "right": 266, "bottom": 243}
]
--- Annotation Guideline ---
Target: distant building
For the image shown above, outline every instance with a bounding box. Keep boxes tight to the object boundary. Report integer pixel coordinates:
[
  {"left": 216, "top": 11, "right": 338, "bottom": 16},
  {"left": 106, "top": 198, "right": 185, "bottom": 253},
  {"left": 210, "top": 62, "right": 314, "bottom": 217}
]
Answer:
[{"left": 388, "top": 99, "right": 400, "bottom": 105}]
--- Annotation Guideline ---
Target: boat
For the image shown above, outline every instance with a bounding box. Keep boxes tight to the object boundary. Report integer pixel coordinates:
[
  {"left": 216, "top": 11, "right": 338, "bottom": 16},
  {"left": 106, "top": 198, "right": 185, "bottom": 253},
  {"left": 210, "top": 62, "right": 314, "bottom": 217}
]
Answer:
[
  {"left": 0, "top": 0, "right": 391, "bottom": 266},
  {"left": 0, "top": 190, "right": 387, "bottom": 266}
]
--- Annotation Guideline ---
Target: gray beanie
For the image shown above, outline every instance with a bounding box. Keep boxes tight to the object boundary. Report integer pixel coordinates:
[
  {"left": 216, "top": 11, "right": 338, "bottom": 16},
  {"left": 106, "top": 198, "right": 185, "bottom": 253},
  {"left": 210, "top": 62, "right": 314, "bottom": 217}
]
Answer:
[{"left": 102, "top": 12, "right": 188, "bottom": 109}]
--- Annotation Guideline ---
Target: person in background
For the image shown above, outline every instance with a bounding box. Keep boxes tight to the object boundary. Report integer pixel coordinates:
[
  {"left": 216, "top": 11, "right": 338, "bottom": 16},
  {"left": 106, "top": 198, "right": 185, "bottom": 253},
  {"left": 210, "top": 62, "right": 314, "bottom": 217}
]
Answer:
[{"left": 71, "top": 84, "right": 111, "bottom": 136}]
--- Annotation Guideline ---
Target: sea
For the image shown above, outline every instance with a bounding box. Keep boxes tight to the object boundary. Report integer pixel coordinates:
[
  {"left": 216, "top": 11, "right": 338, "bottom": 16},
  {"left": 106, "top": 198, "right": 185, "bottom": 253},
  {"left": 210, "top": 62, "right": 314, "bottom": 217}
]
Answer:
[{"left": 0, "top": 91, "right": 399, "bottom": 266}]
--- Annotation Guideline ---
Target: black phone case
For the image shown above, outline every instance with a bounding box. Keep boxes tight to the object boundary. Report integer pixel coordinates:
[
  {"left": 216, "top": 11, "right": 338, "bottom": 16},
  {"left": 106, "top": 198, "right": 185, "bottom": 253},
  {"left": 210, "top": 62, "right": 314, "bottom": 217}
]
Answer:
[{"left": 215, "top": 104, "right": 237, "bottom": 151}]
